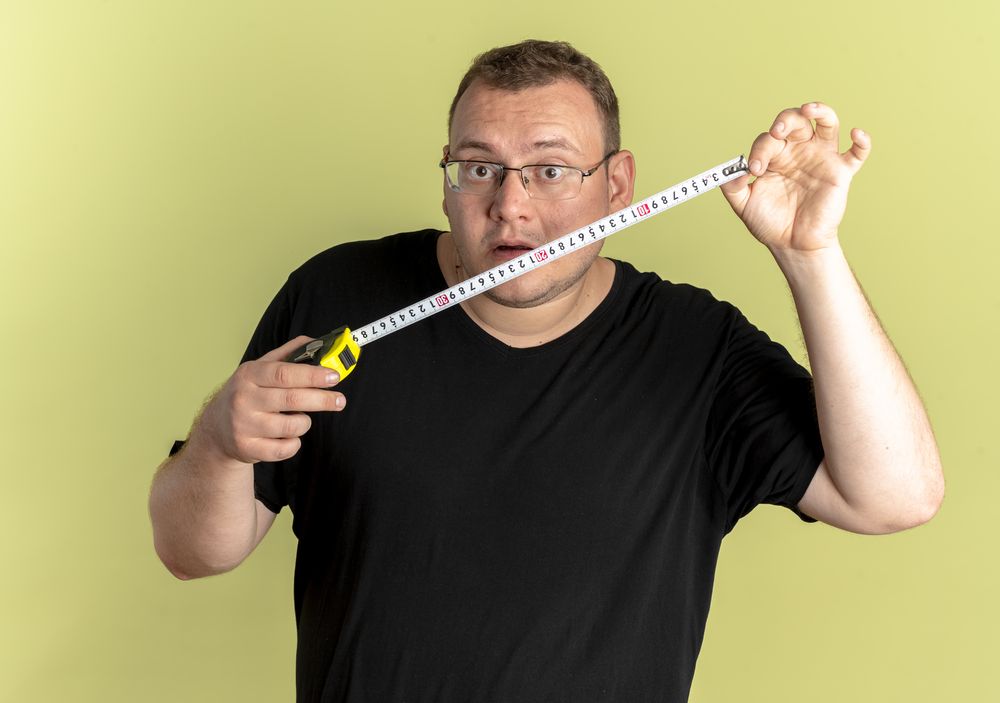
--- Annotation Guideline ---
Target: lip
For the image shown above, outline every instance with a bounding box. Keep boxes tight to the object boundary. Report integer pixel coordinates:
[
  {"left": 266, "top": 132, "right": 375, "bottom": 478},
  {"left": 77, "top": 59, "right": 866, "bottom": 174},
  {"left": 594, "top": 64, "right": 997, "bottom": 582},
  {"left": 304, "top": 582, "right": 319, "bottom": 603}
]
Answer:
[{"left": 489, "top": 241, "right": 536, "bottom": 262}]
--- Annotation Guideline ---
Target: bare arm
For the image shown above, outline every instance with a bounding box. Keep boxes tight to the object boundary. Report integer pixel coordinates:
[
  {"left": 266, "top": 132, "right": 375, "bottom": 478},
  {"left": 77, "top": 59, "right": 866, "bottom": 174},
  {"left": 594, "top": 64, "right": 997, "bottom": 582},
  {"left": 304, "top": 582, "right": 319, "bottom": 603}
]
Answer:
[
  {"left": 149, "top": 335, "right": 345, "bottom": 579},
  {"left": 721, "top": 102, "right": 944, "bottom": 534},
  {"left": 777, "top": 245, "right": 943, "bottom": 533},
  {"left": 149, "top": 437, "right": 275, "bottom": 579}
]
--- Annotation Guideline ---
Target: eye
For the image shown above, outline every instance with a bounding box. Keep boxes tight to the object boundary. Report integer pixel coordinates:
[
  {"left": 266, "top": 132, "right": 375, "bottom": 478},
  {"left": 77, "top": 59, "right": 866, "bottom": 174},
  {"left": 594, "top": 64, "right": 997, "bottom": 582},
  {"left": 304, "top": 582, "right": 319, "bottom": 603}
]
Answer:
[
  {"left": 463, "top": 163, "right": 496, "bottom": 180},
  {"left": 539, "top": 166, "right": 566, "bottom": 181}
]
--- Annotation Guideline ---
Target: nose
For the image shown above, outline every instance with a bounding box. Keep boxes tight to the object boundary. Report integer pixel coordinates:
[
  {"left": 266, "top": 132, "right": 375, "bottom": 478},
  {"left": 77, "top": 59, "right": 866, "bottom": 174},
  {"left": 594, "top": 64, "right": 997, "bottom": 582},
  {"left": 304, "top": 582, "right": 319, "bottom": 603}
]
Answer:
[{"left": 489, "top": 168, "right": 533, "bottom": 223}]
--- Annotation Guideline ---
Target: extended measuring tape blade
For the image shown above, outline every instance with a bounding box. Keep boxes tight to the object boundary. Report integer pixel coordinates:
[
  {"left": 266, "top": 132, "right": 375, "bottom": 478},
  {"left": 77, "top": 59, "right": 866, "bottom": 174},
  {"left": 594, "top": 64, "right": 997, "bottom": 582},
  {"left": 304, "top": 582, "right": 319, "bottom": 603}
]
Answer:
[{"left": 289, "top": 155, "right": 749, "bottom": 378}]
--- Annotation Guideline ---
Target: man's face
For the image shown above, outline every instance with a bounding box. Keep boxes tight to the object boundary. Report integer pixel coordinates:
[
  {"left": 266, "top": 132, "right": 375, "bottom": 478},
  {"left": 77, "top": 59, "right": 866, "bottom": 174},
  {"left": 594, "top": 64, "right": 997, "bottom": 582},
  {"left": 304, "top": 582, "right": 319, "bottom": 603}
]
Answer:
[{"left": 444, "top": 79, "right": 626, "bottom": 308}]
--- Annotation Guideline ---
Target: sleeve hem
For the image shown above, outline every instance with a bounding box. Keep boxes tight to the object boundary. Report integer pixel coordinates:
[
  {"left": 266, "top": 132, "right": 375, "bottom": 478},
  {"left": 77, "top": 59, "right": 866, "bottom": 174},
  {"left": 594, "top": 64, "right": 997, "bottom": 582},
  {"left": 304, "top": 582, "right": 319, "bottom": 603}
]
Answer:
[
  {"left": 254, "top": 486, "right": 284, "bottom": 515},
  {"left": 786, "top": 455, "right": 823, "bottom": 524}
]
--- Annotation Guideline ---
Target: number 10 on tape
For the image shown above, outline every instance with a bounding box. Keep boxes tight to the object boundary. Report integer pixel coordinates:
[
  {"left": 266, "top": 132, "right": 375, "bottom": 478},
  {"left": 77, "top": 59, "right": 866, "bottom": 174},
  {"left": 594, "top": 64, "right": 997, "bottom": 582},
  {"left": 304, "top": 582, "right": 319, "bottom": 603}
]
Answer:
[{"left": 288, "top": 155, "right": 749, "bottom": 378}]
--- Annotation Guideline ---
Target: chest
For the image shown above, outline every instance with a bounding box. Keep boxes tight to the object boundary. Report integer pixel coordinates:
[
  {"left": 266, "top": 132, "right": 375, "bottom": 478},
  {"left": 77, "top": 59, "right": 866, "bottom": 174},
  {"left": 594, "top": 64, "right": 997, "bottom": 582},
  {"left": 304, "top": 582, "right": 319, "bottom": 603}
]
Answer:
[{"left": 291, "top": 316, "right": 723, "bottom": 545}]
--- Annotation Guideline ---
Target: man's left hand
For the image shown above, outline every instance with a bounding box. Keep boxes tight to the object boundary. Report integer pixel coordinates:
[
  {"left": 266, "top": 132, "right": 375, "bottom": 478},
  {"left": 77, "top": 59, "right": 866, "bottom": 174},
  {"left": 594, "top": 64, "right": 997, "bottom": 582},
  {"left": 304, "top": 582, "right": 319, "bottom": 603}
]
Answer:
[{"left": 720, "top": 102, "right": 871, "bottom": 253}]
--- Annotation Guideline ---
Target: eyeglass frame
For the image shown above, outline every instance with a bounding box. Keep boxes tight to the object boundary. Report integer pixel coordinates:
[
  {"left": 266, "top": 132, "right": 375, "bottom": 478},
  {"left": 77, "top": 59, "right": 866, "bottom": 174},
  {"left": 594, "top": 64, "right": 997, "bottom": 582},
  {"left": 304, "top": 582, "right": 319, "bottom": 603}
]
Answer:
[{"left": 439, "top": 150, "right": 619, "bottom": 200}]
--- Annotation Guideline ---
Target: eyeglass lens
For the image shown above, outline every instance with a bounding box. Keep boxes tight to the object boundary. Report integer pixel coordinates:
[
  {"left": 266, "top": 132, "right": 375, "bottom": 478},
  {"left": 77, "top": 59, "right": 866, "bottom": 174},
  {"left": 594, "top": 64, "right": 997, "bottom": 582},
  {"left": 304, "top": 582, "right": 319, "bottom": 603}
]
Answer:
[{"left": 445, "top": 162, "right": 584, "bottom": 200}]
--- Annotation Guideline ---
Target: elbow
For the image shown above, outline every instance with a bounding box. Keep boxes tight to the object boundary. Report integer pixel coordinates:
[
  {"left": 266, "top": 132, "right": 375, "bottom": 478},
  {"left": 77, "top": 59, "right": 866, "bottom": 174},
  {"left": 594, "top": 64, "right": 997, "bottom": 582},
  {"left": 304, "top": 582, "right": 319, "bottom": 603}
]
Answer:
[
  {"left": 912, "top": 480, "right": 945, "bottom": 527},
  {"left": 908, "top": 446, "right": 946, "bottom": 527},
  {"left": 154, "top": 542, "right": 203, "bottom": 581},
  {"left": 877, "top": 478, "right": 945, "bottom": 534},
  {"left": 877, "top": 448, "right": 946, "bottom": 533},
  {"left": 813, "top": 454, "right": 946, "bottom": 535},
  {"left": 158, "top": 553, "right": 240, "bottom": 581},
  {"left": 884, "top": 500, "right": 940, "bottom": 533},
  {"left": 910, "top": 460, "right": 946, "bottom": 527},
  {"left": 165, "top": 563, "right": 196, "bottom": 582},
  {"left": 153, "top": 536, "right": 242, "bottom": 581}
]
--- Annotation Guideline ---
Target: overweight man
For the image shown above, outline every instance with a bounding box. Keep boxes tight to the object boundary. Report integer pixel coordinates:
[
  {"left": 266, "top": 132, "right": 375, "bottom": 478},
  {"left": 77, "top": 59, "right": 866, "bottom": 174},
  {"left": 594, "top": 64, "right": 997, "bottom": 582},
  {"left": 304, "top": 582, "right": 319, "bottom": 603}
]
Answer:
[{"left": 150, "top": 40, "right": 944, "bottom": 702}]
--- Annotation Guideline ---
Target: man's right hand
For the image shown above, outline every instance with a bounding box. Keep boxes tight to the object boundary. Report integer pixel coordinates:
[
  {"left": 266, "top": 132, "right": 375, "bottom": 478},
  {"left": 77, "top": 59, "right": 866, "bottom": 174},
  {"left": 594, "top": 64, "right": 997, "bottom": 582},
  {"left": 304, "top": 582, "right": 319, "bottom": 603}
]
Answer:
[{"left": 189, "top": 335, "right": 346, "bottom": 466}]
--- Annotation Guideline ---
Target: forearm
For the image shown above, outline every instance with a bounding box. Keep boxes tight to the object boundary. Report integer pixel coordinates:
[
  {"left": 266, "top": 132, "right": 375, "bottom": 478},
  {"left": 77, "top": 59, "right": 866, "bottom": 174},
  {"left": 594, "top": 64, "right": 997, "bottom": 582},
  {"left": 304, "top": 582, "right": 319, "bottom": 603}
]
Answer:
[
  {"left": 149, "top": 428, "right": 259, "bottom": 580},
  {"left": 774, "top": 242, "right": 944, "bottom": 528}
]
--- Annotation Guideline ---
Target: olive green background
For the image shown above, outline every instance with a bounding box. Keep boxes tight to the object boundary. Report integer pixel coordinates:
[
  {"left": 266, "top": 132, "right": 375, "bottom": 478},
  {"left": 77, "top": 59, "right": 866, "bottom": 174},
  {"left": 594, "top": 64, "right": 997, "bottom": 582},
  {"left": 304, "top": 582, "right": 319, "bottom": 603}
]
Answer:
[{"left": 1, "top": 0, "right": 996, "bottom": 700}]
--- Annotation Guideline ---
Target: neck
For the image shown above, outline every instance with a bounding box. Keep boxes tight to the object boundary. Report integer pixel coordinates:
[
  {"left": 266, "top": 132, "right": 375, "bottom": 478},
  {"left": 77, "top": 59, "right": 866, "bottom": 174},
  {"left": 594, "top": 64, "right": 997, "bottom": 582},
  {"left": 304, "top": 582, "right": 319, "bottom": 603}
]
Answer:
[{"left": 436, "top": 232, "right": 615, "bottom": 348}]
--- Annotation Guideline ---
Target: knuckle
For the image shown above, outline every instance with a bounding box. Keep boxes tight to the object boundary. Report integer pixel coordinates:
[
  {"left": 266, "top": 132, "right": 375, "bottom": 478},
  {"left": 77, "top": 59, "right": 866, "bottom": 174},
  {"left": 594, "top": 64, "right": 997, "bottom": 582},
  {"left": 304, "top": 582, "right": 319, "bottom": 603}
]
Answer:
[
  {"left": 282, "top": 388, "right": 301, "bottom": 409},
  {"left": 233, "top": 436, "right": 255, "bottom": 461},
  {"left": 281, "top": 413, "right": 309, "bottom": 437},
  {"left": 233, "top": 362, "right": 257, "bottom": 387},
  {"left": 751, "top": 133, "right": 773, "bottom": 152},
  {"left": 231, "top": 411, "right": 254, "bottom": 442},
  {"left": 272, "top": 438, "right": 300, "bottom": 462},
  {"left": 274, "top": 363, "right": 293, "bottom": 387},
  {"left": 230, "top": 387, "right": 252, "bottom": 416}
]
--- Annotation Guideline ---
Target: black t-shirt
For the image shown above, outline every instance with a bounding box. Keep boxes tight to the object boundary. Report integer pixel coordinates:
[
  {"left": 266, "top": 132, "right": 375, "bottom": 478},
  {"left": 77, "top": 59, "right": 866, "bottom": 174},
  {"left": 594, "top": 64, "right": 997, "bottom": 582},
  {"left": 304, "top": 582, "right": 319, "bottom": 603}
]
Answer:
[{"left": 239, "top": 229, "right": 823, "bottom": 702}]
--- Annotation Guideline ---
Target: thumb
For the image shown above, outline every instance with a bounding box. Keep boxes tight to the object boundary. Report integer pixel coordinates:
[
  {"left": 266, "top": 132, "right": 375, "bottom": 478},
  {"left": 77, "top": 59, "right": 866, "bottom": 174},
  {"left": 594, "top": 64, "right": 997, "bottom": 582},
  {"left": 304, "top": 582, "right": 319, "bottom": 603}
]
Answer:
[{"left": 719, "top": 173, "right": 751, "bottom": 217}]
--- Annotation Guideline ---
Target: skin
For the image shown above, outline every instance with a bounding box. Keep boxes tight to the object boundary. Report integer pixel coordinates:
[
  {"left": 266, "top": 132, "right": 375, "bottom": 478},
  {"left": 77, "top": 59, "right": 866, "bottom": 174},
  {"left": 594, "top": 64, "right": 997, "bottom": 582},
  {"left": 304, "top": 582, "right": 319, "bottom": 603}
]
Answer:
[
  {"left": 149, "top": 89, "right": 944, "bottom": 581},
  {"left": 438, "top": 79, "right": 634, "bottom": 347},
  {"left": 149, "top": 335, "right": 344, "bottom": 577},
  {"left": 720, "top": 102, "right": 943, "bottom": 532}
]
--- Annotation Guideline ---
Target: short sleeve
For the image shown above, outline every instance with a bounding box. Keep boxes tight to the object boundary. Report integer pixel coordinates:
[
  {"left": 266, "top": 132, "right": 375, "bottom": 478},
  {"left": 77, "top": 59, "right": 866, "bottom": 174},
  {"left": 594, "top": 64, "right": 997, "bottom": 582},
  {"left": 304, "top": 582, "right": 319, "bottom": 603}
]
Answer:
[
  {"left": 239, "top": 279, "right": 296, "bottom": 514},
  {"left": 705, "top": 307, "right": 824, "bottom": 534}
]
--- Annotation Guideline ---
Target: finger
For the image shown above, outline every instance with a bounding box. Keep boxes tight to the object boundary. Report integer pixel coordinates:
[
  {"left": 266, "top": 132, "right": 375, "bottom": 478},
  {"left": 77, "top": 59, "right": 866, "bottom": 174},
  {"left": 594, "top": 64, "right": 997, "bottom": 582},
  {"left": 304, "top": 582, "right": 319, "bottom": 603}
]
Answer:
[
  {"left": 260, "top": 386, "right": 346, "bottom": 413},
  {"left": 244, "top": 436, "right": 302, "bottom": 463},
  {"left": 720, "top": 173, "right": 751, "bottom": 215},
  {"left": 843, "top": 127, "right": 872, "bottom": 174},
  {"left": 253, "top": 358, "right": 341, "bottom": 390},
  {"left": 252, "top": 410, "right": 314, "bottom": 440},
  {"left": 747, "top": 131, "right": 787, "bottom": 176},
  {"left": 259, "top": 335, "right": 316, "bottom": 362},
  {"left": 769, "top": 108, "right": 813, "bottom": 144},
  {"left": 801, "top": 101, "right": 840, "bottom": 144}
]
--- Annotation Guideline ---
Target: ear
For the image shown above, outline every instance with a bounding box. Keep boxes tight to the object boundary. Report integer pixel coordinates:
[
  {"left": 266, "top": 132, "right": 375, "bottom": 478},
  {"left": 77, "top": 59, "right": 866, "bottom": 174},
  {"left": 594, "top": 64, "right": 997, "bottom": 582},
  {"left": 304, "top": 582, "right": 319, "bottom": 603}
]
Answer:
[
  {"left": 606, "top": 150, "right": 636, "bottom": 211},
  {"left": 441, "top": 145, "right": 451, "bottom": 218}
]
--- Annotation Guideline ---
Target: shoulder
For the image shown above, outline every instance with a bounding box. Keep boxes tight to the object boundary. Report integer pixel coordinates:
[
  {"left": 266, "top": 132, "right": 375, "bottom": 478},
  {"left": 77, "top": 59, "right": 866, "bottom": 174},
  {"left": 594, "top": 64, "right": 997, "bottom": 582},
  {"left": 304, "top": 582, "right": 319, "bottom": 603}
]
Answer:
[
  {"left": 289, "top": 229, "right": 442, "bottom": 286},
  {"left": 609, "top": 260, "right": 810, "bottom": 382},
  {"left": 275, "top": 228, "right": 444, "bottom": 332},
  {"left": 611, "top": 259, "right": 742, "bottom": 333},
  {"left": 238, "top": 229, "right": 443, "bottom": 364}
]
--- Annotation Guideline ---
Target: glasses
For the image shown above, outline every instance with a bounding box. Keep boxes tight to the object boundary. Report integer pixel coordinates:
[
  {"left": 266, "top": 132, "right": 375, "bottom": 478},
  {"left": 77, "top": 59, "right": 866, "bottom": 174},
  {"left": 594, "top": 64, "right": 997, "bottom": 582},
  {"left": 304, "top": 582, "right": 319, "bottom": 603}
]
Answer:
[{"left": 439, "top": 151, "right": 617, "bottom": 201}]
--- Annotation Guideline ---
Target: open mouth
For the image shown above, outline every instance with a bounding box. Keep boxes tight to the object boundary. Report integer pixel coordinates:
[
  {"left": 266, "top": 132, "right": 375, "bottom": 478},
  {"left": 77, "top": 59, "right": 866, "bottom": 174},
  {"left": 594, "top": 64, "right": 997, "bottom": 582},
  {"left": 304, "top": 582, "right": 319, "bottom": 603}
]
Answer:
[{"left": 492, "top": 244, "right": 533, "bottom": 261}]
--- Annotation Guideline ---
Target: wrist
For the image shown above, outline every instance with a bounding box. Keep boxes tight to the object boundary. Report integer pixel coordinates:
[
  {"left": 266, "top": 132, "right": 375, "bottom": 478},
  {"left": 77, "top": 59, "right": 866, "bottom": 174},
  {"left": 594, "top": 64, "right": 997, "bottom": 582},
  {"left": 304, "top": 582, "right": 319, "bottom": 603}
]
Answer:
[
  {"left": 769, "top": 240, "right": 850, "bottom": 289},
  {"left": 184, "top": 423, "right": 254, "bottom": 474}
]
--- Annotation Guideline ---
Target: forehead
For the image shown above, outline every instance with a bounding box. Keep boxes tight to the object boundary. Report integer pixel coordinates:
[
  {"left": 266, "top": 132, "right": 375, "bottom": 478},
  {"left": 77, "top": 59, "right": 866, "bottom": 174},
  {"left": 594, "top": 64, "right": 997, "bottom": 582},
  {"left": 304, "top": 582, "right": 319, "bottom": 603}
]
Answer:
[{"left": 449, "top": 79, "right": 604, "bottom": 158}]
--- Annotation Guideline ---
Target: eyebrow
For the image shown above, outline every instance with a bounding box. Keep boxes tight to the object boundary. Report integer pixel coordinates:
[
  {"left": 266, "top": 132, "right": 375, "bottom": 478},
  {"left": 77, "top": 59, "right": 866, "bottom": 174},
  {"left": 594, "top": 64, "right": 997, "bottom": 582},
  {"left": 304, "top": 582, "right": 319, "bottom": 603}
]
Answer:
[
  {"left": 451, "top": 139, "right": 496, "bottom": 155},
  {"left": 450, "top": 137, "right": 584, "bottom": 159},
  {"left": 530, "top": 138, "right": 582, "bottom": 155}
]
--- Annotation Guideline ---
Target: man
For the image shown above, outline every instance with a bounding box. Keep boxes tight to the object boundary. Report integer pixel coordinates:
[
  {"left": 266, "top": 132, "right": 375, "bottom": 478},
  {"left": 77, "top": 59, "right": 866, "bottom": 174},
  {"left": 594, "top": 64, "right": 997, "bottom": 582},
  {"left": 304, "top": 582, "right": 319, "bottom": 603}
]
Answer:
[{"left": 150, "top": 40, "right": 943, "bottom": 702}]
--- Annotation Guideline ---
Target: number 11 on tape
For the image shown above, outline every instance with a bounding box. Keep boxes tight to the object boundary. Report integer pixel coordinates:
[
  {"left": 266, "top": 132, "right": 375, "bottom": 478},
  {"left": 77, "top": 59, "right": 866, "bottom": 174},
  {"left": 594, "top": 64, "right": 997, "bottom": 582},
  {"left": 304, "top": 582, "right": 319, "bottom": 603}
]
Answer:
[{"left": 287, "top": 155, "right": 749, "bottom": 378}]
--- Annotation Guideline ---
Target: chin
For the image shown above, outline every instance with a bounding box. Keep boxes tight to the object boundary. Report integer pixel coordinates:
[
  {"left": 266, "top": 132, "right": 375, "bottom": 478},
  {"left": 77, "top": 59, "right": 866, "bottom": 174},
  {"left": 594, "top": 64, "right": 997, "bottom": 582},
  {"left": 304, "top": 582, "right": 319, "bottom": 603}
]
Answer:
[
  {"left": 460, "top": 246, "right": 601, "bottom": 309},
  {"left": 484, "top": 276, "right": 577, "bottom": 309}
]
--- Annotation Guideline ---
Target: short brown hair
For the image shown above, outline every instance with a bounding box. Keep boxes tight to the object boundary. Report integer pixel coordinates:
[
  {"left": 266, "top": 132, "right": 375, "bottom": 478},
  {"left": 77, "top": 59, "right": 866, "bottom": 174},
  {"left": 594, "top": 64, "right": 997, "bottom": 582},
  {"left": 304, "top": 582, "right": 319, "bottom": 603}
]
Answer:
[{"left": 448, "top": 40, "right": 621, "bottom": 153}]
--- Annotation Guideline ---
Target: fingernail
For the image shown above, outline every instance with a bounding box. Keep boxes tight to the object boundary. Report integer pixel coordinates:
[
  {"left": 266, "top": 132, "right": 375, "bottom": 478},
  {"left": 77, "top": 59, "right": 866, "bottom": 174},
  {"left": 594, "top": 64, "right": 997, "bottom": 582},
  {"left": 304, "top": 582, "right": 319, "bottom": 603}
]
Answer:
[
  {"left": 325, "top": 372, "right": 339, "bottom": 385},
  {"left": 774, "top": 121, "right": 785, "bottom": 133},
  {"left": 858, "top": 129, "right": 866, "bottom": 137},
  {"left": 335, "top": 395, "right": 346, "bottom": 409},
  {"left": 750, "top": 159, "right": 762, "bottom": 175}
]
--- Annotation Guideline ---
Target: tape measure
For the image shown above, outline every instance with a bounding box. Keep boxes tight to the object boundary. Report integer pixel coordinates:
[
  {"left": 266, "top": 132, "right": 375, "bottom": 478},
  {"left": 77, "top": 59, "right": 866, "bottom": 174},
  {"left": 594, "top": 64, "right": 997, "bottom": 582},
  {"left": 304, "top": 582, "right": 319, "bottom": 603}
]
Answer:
[{"left": 288, "top": 155, "right": 749, "bottom": 379}]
